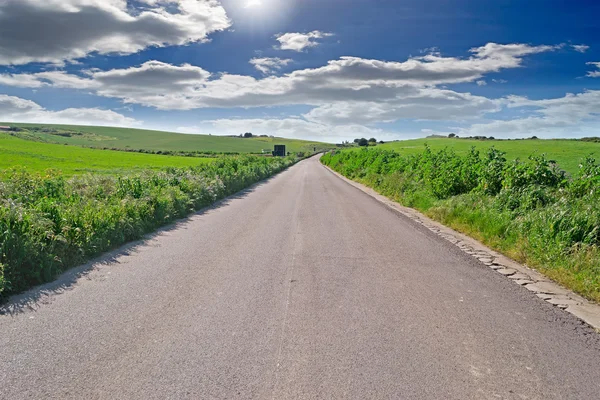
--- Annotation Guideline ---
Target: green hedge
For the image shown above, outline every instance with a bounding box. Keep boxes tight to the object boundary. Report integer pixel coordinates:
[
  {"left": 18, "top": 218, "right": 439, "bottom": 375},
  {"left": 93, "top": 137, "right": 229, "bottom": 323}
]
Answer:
[
  {"left": 322, "top": 147, "right": 600, "bottom": 302},
  {"left": 0, "top": 155, "right": 295, "bottom": 298}
]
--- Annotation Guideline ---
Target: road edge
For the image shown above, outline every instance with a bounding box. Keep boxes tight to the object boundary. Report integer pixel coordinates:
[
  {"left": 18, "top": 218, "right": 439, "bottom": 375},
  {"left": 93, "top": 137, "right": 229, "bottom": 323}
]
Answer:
[
  {"left": 321, "top": 161, "right": 600, "bottom": 332},
  {"left": 0, "top": 160, "right": 303, "bottom": 315}
]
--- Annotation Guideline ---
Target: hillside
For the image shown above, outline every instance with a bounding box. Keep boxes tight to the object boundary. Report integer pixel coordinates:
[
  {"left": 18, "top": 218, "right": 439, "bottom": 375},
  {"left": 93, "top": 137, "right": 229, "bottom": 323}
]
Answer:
[
  {"left": 2, "top": 123, "right": 333, "bottom": 154},
  {"left": 378, "top": 138, "right": 600, "bottom": 175},
  {"left": 0, "top": 134, "right": 214, "bottom": 175}
]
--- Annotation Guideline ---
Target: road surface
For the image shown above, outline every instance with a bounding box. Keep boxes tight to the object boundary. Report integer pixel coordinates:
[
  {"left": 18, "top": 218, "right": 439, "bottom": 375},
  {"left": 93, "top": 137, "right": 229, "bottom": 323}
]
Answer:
[{"left": 1, "top": 156, "right": 599, "bottom": 399}]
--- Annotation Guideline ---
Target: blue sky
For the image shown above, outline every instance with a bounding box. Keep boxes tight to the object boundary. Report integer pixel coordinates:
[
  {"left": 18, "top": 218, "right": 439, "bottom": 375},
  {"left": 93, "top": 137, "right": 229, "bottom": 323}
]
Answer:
[{"left": 0, "top": 0, "right": 599, "bottom": 142}]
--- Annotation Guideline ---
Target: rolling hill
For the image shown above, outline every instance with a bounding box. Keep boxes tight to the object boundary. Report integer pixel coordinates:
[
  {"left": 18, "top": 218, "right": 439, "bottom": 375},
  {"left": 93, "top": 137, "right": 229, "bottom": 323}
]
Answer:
[
  {"left": 1, "top": 123, "right": 334, "bottom": 154},
  {"left": 0, "top": 133, "right": 215, "bottom": 175}
]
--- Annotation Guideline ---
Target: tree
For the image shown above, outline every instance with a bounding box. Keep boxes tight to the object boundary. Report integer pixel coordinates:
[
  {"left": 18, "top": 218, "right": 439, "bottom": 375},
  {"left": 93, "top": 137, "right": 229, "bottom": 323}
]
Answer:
[
  {"left": 448, "top": 133, "right": 456, "bottom": 138},
  {"left": 353, "top": 138, "right": 360, "bottom": 143},
  {"left": 244, "top": 132, "right": 253, "bottom": 138},
  {"left": 368, "top": 137, "right": 377, "bottom": 143},
  {"left": 357, "top": 138, "right": 369, "bottom": 147}
]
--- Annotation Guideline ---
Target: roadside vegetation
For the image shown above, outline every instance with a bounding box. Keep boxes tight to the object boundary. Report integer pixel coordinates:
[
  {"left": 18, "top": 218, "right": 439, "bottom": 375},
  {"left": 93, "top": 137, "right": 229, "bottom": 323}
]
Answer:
[
  {"left": 322, "top": 147, "right": 600, "bottom": 302},
  {"left": 0, "top": 151, "right": 297, "bottom": 299}
]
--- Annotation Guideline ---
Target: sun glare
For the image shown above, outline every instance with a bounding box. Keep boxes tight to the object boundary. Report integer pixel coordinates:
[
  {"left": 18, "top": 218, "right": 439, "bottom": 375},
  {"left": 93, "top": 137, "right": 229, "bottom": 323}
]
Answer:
[
  {"left": 231, "top": 0, "right": 289, "bottom": 31},
  {"left": 245, "top": 0, "right": 263, "bottom": 8}
]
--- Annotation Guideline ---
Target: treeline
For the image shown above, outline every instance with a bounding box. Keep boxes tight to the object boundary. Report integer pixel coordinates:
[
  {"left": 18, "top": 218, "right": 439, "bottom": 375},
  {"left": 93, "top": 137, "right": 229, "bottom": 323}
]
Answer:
[
  {"left": 350, "top": 138, "right": 382, "bottom": 147},
  {"left": 322, "top": 147, "right": 600, "bottom": 302},
  {"left": 0, "top": 156, "right": 295, "bottom": 298}
]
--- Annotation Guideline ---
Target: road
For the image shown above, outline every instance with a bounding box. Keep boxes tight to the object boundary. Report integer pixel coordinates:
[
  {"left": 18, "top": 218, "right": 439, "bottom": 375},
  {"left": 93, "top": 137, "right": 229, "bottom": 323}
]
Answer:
[{"left": 1, "top": 156, "right": 599, "bottom": 399}]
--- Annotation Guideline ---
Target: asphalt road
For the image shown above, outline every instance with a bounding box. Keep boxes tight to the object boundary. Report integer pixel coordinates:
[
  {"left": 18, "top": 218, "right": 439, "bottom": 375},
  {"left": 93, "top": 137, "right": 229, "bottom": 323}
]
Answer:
[{"left": 1, "top": 156, "right": 600, "bottom": 400}]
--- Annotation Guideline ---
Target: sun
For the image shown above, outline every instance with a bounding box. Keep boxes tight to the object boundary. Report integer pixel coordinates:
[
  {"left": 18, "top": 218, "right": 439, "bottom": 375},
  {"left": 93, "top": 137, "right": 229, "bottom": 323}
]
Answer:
[{"left": 244, "top": 0, "right": 263, "bottom": 8}]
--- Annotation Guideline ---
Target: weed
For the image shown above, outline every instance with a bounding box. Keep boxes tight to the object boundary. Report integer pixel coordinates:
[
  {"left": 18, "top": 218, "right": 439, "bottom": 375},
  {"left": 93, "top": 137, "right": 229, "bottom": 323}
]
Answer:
[{"left": 0, "top": 155, "right": 295, "bottom": 298}]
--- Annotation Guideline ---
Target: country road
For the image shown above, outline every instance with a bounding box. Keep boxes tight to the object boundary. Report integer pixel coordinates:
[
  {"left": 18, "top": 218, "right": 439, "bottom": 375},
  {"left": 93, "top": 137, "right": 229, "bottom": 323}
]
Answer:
[{"left": 1, "top": 156, "right": 599, "bottom": 400}]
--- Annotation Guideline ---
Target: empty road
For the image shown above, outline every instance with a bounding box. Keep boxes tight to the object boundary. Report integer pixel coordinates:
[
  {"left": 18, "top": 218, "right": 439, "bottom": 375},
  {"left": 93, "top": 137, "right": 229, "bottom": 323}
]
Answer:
[{"left": 1, "top": 156, "right": 599, "bottom": 399}]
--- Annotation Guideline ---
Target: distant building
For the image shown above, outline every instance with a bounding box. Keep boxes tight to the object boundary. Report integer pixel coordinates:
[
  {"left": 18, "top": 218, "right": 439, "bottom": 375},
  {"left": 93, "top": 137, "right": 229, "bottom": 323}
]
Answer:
[
  {"left": 272, "top": 145, "right": 286, "bottom": 157},
  {"left": 0, "top": 126, "right": 11, "bottom": 131}
]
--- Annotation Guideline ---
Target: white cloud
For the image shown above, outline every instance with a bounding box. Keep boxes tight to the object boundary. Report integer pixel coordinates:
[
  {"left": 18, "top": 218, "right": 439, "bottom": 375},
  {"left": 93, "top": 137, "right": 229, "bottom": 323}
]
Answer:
[
  {"left": 476, "top": 80, "right": 487, "bottom": 86},
  {"left": 0, "top": 94, "right": 139, "bottom": 126},
  {"left": 492, "top": 79, "right": 508, "bottom": 84},
  {"left": 470, "top": 43, "right": 559, "bottom": 60},
  {"left": 90, "top": 60, "right": 212, "bottom": 109},
  {"left": 572, "top": 44, "right": 590, "bottom": 53},
  {"left": 586, "top": 62, "right": 600, "bottom": 78},
  {"left": 0, "top": 0, "right": 231, "bottom": 65},
  {"left": 0, "top": 73, "right": 47, "bottom": 88},
  {"left": 276, "top": 31, "right": 333, "bottom": 52},
  {"left": 0, "top": 42, "right": 561, "bottom": 134},
  {"left": 0, "top": 70, "right": 100, "bottom": 89},
  {"left": 303, "top": 89, "right": 501, "bottom": 125},
  {"left": 249, "top": 57, "right": 292, "bottom": 75},
  {"left": 204, "top": 117, "right": 386, "bottom": 142},
  {"left": 4, "top": 42, "right": 553, "bottom": 116},
  {"left": 506, "top": 90, "right": 600, "bottom": 120},
  {"left": 461, "top": 90, "right": 600, "bottom": 137},
  {"left": 244, "top": 0, "right": 262, "bottom": 8},
  {"left": 0, "top": 95, "right": 43, "bottom": 115}
]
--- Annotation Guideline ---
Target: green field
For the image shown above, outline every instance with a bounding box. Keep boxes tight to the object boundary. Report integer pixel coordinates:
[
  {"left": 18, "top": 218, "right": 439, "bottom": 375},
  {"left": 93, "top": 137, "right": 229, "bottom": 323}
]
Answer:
[
  {"left": 2, "top": 123, "right": 333, "bottom": 154},
  {"left": 379, "top": 138, "right": 600, "bottom": 175},
  {"left": 0, "top": 134, "right": 215, "bottom": 175}
]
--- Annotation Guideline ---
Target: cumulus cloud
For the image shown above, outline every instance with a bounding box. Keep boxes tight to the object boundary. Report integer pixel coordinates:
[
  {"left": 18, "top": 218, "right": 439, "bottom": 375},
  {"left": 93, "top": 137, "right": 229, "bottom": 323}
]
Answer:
[
  {"left": 476, "top": 80, "right": 487, "bottom": 86},
  {"left": 470, "top": 43, "right": 559, "bottom": 59},
  {"left": 0, "top": 73, "right": 47, "bottom": 88},
  {"left": 506, "top": 90, "right": 600, "bottom": 120},
  {"left": 2, "top": 42, "right": 554, "bottom": 115},
  {"left": 0, "top": 42, "right": 561, "bottom": 131},
  {"left": 572, "top": 44, "right": 590, "bottom": 53},
  {"left": 0, "top": 94, "right": 139, "bottom": 126},
  {"left": 461, "top": 90, "right": 600, "bottom": 137},
  {"left": 0, "top": 0, "right": 231, "bottom": 65},
  {"left": 0, "top": 70, "right": 101, "bottom": 89},
  {"left": 205, "top": 117, "right": 385, "bottom": 142},
  {"left": 303, "top": 89, "right": 501, "bottom": 125},
  {"left": 249, "top": 57, "right": 292, "bottom": 75},
  {"left": 276, "top": 31, "right": 333, "bottom": 52},
  {"left": 586, "top": 62, "right": 600, "bottom": 78}
]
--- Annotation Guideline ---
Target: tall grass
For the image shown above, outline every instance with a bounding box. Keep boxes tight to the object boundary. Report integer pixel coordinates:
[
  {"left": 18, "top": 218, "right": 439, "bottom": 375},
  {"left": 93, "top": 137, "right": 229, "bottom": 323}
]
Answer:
[
  {"left": 322, "top": 147, "right": 600, "bottom": 302},
  {"left": 0, "top": 155, "right": 295, "bottom": 298}
]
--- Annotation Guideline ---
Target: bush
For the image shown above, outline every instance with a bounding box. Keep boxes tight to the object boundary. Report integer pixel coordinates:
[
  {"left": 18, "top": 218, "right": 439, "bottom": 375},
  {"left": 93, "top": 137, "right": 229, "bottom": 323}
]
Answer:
[
  {"left": 321, "top": 147, "right": 600, "bottom": 301},
  {"left": 0, "top": 155, "right": 296, "bottom": 298}
]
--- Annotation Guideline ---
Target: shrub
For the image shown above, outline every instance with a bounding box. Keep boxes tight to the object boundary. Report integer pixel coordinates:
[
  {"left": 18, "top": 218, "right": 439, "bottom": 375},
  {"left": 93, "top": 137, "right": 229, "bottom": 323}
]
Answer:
[
  {"left": 321, "top": 147, "right": 600, "bottom": 301},
  {"left": 0, "top": 155, "right": 296, "bottom": 298}
]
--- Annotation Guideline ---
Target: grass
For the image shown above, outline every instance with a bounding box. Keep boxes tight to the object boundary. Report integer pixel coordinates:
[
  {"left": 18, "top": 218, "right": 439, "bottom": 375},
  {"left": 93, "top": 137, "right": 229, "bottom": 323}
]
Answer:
[
  {"left": 322, "top": 147, "right": 600, "bottom": 303},
  {"left": 378, "top": 138, "right": 600, "bottom": 175},
  {"left": 0, "top": 133, "right": 215, "bottom": 176},
  {"left": 2, "top": 123, "right": 334, "bottom": 154},
  {"left": 0, "top": 155, "right": 297, "bottom": 298}
]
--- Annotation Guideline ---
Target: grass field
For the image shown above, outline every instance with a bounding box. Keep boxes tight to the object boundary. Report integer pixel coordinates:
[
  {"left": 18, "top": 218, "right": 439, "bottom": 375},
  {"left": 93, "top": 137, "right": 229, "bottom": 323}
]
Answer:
[
  {"left": 0, "top": 134, "right": 215, "bottom": 175},
  {"left": 379, "top": 138, "right": 600, "bottom": 175},
  {"left": 2, "top": 123, "right": 333, "bottom": 154}
]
